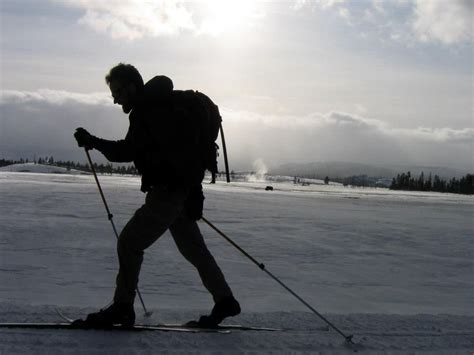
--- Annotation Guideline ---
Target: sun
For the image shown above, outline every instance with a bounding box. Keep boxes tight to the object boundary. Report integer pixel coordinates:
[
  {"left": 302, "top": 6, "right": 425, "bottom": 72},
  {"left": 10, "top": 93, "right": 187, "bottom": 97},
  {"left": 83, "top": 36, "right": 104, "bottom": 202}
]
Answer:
[{"left": 198, "top": 0, "right": 264, "bottom": 36}]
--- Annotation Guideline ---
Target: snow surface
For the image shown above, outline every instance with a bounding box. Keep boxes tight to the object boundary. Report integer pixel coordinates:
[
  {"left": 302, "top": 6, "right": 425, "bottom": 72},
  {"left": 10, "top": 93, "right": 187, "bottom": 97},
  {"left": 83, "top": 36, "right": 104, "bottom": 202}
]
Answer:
[
  {"left": 0, "top": 171, "right": 473, "bottom": 354},
  {"left": 0, "top": 162, "right": 90, "bottom": 175}
]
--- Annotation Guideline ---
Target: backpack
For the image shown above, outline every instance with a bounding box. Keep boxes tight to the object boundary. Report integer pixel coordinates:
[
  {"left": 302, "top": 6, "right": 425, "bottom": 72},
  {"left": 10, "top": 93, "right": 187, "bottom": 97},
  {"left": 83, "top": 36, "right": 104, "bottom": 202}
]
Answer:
[
  {"left": 144, "top": 76, "right": 230, "bottom": 182},
  {"left": 171, "top": 89, "right": 230, "bottom": 182}
]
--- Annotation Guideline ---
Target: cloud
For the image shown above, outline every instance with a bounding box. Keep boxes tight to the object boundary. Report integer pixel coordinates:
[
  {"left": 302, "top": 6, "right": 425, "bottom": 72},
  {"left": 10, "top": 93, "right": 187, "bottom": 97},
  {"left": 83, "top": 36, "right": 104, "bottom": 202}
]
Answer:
[
  {"left": 224, "top": 109, "right": 384, "bottom": 132},
  {"left": 323, "top": 113, "right": 473, "bottom": 145},
  {"left": 393, "top": 126, "right": 474, "bottom": 144},
  {"left": 0, "top": 89, "right": 126, "bottom": 162},
  {"left": 323, "top": 112, "right": 385, "bottom": 130},
  {"left": 53, "top": 0, "right": 195, "bottom": 40},
  {"left": 337, "top": 7, "right": 351, "bottom": 22},
  {"left": 293, "top": 0, "right": 348, "bottom": 12},
  {"left": 1, "top": 89, "right": 472, "bottom": 170},
  {"left": 53, "top": 0, "right": 472, "bottom": 45},
  {"left": 1, "top": 89, "right": 112, "bottom": 106},
  {"left": 412, "top": 0, "right": 473, "bottom": 45},
  {"left": 371, "top": 0, "right": 387, "bottom": 15},
  {"left": 294, "top": 0, "right": 473, "bottom": 46},
  {"left": 222, "top": 107, "right": 472, "bottom": 169},
  {"left": 317, "top": 0, "right": 347, "bottom": 10},
  {"left": 53, "top": 0, "right": 264, "bottom": 40}
]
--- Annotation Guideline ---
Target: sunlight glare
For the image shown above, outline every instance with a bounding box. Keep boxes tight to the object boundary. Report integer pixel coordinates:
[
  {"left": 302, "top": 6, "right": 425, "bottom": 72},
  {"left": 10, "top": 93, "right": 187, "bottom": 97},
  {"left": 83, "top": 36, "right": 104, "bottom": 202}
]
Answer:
[{"left": 199, "top": 0, "right": 263, "bottom": 36}]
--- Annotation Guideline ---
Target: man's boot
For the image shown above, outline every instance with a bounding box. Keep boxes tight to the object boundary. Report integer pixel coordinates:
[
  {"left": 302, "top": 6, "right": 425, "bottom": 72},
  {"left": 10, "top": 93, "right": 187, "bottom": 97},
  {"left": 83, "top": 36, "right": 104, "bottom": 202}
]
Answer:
[
  {"left": 198, "top": 296, "right": 241, "bottom": 328},
  {"left": 80, "top": 302, "right": 135, "bottom": 328}
]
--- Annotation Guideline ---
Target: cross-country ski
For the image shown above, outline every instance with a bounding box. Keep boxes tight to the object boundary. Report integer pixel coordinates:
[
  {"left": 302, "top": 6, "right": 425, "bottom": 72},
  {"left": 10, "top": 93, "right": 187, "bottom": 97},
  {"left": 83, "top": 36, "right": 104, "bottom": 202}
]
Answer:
[
  {"left": 0, "top": 322, "right": 230, "bottom": 334},
  {"left": 55, "top": 308, "right": 287, "bottom": 332}
]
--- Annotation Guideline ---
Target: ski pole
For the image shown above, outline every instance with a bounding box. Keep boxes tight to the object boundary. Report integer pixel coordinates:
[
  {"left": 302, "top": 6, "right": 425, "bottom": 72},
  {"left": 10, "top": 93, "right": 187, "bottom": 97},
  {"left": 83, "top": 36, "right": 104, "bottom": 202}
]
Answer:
[
  {"left": 84, "top": 148, "right": 152, "bottom": 317},
  {"left": 201, "top": 216, "right": 355, "bottom": 345},
  {"left": 219, "top": 122, "right": 231, "bottom": 183}
]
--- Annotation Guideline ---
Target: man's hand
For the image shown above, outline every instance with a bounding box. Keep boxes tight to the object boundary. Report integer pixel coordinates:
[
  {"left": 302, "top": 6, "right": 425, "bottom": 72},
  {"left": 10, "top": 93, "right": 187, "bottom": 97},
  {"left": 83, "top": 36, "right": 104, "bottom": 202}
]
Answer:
[{"left": 74, "top": 127, "right": 96, "bottom": 149}]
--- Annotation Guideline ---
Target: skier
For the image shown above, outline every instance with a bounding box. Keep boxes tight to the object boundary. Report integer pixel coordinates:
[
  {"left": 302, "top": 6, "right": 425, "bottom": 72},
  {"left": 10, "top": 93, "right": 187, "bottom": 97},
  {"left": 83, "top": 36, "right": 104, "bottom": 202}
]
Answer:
[{"left": 73, "top": 63, "right": 240, "bottom": 328}]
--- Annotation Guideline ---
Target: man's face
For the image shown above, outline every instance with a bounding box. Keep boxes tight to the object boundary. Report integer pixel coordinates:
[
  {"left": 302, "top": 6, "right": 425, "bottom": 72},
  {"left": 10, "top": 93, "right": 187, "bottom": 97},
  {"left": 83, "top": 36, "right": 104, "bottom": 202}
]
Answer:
[{"left": 109, "top": 80, "right": 135, "bottom": 114}]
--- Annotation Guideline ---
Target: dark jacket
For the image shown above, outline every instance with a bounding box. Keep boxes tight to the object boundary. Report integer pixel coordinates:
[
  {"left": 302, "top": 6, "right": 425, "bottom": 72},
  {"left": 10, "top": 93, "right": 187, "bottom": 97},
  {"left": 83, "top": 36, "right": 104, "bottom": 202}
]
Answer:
[{"left": 93, "top": 76, "right": 205, "bottom": 192}]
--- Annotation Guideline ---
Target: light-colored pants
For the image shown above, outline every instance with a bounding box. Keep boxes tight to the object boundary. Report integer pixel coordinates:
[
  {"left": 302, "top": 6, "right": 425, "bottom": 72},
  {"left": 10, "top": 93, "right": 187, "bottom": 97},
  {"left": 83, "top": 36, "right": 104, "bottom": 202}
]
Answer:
[{"left": 113, "top": 185, "right": 233, "bottom": 304}]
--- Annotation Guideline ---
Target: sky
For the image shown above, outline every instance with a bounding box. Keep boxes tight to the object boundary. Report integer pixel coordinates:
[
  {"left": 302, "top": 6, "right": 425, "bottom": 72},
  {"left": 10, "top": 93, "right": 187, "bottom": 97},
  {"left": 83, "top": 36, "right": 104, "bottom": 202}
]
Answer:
[{"left": 0, "top": 0, "right": 472, "bottom": 171}]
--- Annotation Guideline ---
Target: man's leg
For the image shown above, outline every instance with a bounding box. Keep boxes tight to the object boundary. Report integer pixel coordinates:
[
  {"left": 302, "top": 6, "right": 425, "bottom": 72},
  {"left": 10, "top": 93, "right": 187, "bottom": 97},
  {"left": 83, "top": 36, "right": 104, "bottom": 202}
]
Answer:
[
  {"left": 114, "top": 187, "right": 188, "bottom": 304},
  {"left": 83, "top": 187, "right": 188, "bottom": 326},
  {"left": 169, "top": 213, "right": 240, "bottom": 325}
]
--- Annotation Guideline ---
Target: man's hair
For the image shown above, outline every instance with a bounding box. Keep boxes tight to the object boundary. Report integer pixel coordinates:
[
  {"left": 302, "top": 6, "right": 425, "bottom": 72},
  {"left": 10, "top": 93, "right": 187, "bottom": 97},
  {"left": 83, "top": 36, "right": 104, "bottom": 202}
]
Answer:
[{"left": 105, "top": 63, "right": 144, "bottom": 92}]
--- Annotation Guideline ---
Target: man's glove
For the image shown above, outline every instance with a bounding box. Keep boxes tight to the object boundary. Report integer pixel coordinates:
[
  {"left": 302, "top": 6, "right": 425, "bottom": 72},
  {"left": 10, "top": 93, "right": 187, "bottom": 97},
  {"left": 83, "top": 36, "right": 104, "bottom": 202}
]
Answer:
[{"left": 74, "top": 128, "right": 97, "bottom": 149}]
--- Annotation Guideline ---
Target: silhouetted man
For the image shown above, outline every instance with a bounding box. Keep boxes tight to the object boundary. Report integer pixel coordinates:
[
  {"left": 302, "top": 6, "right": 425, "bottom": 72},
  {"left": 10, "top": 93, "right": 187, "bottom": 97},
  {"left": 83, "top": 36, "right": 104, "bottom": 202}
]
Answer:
[{"left": 74, "top": 63, "right": 240, "bottom": 328}]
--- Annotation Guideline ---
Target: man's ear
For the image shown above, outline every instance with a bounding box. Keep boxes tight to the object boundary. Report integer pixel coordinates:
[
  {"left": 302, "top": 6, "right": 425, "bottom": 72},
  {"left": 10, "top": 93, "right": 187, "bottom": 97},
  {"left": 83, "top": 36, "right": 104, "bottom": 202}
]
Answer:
[{"left": 128, "top": 83, "right": 137, "bottom": 96}]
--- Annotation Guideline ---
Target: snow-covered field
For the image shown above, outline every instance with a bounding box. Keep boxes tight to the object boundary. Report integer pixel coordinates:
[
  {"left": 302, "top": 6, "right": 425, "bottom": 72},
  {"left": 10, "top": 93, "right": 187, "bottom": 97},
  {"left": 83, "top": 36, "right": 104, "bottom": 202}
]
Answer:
[
  {"left": 0, "top": 170, "right": 473, "bottom": 354},
  {"left": 0, "top": 162, "right": 90, "bottom": 175}
]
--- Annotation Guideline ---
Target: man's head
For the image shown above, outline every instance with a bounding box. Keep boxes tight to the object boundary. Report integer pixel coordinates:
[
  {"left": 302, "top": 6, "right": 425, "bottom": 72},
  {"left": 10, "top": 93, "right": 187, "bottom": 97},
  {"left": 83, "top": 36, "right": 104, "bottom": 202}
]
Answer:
[{"left": 105, "top": 63, "right": 144, "bottom": 114}]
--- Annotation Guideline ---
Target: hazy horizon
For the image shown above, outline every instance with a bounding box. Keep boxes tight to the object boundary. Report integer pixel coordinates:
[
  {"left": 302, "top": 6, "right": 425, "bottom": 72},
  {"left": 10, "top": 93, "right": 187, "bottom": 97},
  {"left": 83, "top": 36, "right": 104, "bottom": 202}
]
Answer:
[{"left": 1, "top": 0, "right": 472, "bottom": 171}]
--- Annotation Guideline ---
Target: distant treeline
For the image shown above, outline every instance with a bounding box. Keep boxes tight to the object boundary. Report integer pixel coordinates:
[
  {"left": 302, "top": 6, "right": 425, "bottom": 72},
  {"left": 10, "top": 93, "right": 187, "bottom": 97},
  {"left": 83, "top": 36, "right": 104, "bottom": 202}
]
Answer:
[
  {"left": 390, "top": 171, "right": 473, "bottom": 195},
  {"left": 0, "top": 158, "right": 31, "bottom": 167},
  {"left": 0, "top": 157, "right": 139, "bottom": 175},
  {"left": 332, "top": 175, "right": 379, "bottom": 187}
]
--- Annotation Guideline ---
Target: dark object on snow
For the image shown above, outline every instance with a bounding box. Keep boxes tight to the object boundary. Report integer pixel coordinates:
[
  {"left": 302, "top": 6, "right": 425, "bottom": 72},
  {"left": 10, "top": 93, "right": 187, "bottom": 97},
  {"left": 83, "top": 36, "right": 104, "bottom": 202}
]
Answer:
[{"left": 265, "top": 186, "right": 273, "bottom": 191}]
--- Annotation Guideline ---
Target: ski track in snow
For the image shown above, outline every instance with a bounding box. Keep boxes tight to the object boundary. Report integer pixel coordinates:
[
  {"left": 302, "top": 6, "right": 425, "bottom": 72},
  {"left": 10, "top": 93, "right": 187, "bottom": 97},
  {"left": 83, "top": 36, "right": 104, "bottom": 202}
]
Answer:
[
  {"left": 1, "top": 303, "right": 473, "bottom": 354},
  {"left": 0, "top": 171, "right": 473, "bottom": 353}
]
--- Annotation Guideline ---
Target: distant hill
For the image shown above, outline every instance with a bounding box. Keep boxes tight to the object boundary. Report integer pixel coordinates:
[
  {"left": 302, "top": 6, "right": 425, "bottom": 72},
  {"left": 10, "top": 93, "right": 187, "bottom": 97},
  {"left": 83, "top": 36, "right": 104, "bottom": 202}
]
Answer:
[
  {"left": 270, "top": 161, "right": 471, "bottom": 180},
  {"left": 0, "top": 163, "right": 90, "bottom": 175}
]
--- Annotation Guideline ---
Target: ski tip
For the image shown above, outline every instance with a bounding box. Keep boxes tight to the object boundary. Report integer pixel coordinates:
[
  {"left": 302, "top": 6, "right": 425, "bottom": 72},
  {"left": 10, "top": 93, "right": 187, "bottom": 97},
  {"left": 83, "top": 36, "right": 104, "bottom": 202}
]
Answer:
[{"left": 55, "top": 308, "right": 73, "bottom": 323}]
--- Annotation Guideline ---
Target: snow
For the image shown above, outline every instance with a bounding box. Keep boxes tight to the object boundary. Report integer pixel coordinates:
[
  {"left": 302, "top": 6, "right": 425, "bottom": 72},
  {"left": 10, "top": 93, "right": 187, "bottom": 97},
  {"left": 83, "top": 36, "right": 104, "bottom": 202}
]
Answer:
[
  {"left": 0, "top": 162, "right": 90, "bottom": 175},
  {"left": 0, "top": 171, "right": 473, "bottom": 353}
]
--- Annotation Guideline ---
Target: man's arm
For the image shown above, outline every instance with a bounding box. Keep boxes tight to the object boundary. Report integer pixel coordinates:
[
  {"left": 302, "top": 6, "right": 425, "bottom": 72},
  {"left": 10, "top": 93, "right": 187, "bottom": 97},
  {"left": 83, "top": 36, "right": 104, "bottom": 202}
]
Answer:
[{"left": 74, "top": 127, "right": 134, "bottom": 163}]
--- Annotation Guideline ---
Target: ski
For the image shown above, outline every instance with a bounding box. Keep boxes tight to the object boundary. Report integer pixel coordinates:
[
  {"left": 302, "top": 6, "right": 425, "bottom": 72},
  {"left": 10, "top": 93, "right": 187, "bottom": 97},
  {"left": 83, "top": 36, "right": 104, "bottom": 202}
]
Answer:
[
  {"left": 0, "top": 322, "right": 229, "bottom": 333},
  {"left": 162, "top": 321, "right": 328, "bottom": 332},
  {"left": 57, "top": 308, "right": 286, "bottom": 332},
  {"left": 179, "top": 320, "right": 286, "bottom": 332},
  {"left": 55, "top": 308, "right": 326, "bottom": 332},
  {"left": 220, "top": 324, "right": 328, "bottom": 332},
  {"left": 53, "top": 309, "right": 229, "bottom": 333}
]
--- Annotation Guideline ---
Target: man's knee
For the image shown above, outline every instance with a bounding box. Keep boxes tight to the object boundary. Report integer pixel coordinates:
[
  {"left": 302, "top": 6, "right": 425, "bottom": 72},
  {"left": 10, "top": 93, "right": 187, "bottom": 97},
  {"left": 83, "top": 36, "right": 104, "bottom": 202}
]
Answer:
[
  {"left": 117, "top": 228, "right": 142, "bottom": 256},
  {"left": 177, "top": 240, "right": 212, "bottom": 268}
]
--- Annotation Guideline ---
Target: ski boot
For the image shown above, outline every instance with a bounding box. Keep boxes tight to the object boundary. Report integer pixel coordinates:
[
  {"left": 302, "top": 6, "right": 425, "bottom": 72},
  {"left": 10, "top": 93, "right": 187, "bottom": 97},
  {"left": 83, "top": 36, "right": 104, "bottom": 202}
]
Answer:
[
  {"left": 197, "top": 296, "right": 241, "bottom": 328},
  {"left": 73, "top": 302, "right": 135, "bottom": 328}
]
